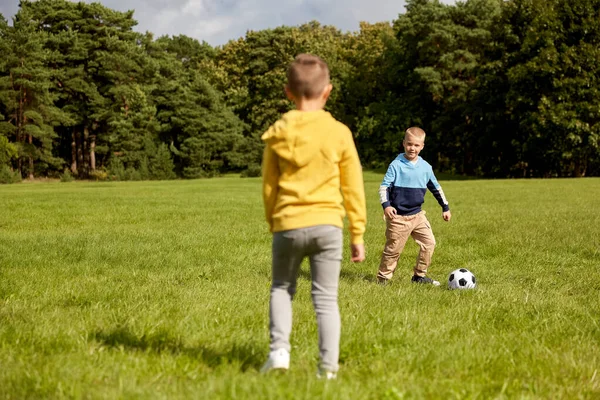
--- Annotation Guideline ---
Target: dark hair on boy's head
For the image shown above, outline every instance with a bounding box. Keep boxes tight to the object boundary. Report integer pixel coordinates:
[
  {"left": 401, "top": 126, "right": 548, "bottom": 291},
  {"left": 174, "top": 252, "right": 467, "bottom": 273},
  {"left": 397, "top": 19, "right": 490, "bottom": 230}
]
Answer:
[{"left": 286, "top": 54, "right": 330, "bottom": 100}]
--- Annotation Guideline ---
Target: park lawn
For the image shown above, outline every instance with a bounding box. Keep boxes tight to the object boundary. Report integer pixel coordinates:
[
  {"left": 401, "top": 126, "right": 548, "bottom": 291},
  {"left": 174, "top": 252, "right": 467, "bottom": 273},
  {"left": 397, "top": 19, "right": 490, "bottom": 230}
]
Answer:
[{"left": 0, "top": 172, "right": 599, "bottom": 399}]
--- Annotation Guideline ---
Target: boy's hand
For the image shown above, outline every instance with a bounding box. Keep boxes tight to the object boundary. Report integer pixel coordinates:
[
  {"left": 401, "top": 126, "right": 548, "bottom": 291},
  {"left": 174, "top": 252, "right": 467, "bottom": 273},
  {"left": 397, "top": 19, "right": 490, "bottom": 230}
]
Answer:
[
  {"left": 384, "top": 206, "right": 397, "bottom": 220},
  {"left": 443, "top": 210, "right": 452, "bottom": 222},
  {"left": 351, "top": 243, "right": 365, "bottom": 263}
]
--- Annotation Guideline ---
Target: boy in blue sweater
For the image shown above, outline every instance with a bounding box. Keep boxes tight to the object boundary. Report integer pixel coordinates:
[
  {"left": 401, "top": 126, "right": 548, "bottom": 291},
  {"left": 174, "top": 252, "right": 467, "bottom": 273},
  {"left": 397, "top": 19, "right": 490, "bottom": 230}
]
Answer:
[{"left": 377, "top": 127, "right": 451, "bottom": 285}]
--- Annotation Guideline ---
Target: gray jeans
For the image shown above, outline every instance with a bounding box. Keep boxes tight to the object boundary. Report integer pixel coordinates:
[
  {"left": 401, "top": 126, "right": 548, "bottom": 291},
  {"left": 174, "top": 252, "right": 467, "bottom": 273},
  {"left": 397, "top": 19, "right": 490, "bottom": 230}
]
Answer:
[{"left": 269, "top": 225, "right": 343, "bottom": 371}]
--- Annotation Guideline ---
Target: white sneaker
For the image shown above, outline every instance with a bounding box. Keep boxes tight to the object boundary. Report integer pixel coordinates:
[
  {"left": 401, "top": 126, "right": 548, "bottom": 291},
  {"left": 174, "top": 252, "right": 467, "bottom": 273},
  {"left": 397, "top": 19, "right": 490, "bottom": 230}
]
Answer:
[
  {"left": 317, "top": 369, "right": 337, "bottom": 380},
  {"left": 260, "top": 348, "right": 290, "bottom": 373}
]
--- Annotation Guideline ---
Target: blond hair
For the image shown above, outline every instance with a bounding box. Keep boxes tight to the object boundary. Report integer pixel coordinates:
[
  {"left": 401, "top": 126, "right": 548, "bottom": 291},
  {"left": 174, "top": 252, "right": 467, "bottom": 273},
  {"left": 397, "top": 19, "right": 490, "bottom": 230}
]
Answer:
[
  {"left": 405, "top": 127, "right": 426, "bottom": 141},
  {"left": 286, "top": 54, "right": 330, "bottom": 99}
]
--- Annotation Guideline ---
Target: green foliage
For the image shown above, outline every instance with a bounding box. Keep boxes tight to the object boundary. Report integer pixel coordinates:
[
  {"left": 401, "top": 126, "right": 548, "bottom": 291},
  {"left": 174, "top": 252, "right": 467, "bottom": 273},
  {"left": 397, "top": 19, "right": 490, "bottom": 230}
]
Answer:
[
  {"left": 240, "top": 163, "right": 261, "bottom": 178},
  {"left": 146, "top": 37, "right": 247, "bottom": 178},
  {"left": 138, "top": 156, "right": 151, "bottom": 180},
  {"left": 151, "top": 143, "right": 176, "bottom": 180},
  {"left": 108, "top": 157, "right": 126, "bottom": 181},
  {"left": 106, "top": 143, "right": 175, "bottom": 181},
  {"left": 0, "top": 0, "right": 598, "bottom": 178},
  {"left": 0, "top": 164, "right": 21, "bottom": 183},
  {"left": 0, "top": 135, "right": 17, "bottom": 166},
  {"left": 59, "top": 169, "right": 73, "bottom": 182},
  {"left": 489, "top": 0, "right": 600, "bottom": 177},
  {"left": 378, "top": 0, "right": 501, "bottom": 174},
  {"left": 89, "top": 168, "right": 108, "bottom": 181},
  {"left": 214, "top": 22, "right": 352, "bottom": 157},
  {"left": 157, "top": 34, "right": 216, "bottom": 68},
  {"left": 0, "top": 4, "right": 64, "bottom": 178},
  {"left": 341, "top": 22, "right": 398, "bottom": 164}
]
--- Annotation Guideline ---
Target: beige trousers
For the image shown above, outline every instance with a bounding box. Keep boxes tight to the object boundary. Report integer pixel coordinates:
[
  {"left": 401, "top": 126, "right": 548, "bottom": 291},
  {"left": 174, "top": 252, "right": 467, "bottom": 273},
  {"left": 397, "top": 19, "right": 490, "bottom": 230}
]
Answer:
[{"left": 377, "top": 211, "right": 436, "bottom": 281}]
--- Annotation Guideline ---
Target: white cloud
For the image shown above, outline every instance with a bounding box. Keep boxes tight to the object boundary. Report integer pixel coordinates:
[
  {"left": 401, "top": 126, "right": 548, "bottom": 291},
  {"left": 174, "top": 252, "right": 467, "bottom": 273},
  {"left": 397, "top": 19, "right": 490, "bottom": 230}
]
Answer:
[
  {"left": 189, "top": 15, "right": 235, "bottom": 38},
  {"left": 181, "top": 0, "right": 209, "bottom": 16},
  {"left": 0, "top": 0, "right": 457, "bottom": 45}
]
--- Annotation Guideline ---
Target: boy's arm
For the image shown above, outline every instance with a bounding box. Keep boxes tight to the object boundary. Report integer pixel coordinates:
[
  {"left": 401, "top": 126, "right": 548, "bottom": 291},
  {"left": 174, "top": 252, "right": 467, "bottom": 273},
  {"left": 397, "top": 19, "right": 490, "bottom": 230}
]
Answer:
[
  {"left": 379, "top": 163, "right": 396, "bottom": 209},
  {"left": 262, "top": 145, "right": 279, "bottom": 231},
  {"left": 426, "top": 171, "right": 450, "bottom": 212},
  {"left": 339, "top": 132, "right": 367, "bottom": 245}
]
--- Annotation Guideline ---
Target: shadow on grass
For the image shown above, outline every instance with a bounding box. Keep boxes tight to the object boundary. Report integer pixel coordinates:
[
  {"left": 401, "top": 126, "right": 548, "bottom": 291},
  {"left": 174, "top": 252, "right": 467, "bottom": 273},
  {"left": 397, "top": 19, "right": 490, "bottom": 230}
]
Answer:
[
  {"left": 341, "top": 269, "right": 377, "bottom": 283},
  {"left": 298, "top": 268, "right": 376, "bottom": 283},
  {"left": 89, "top": 326, "right": 263, "bottom": 371}
]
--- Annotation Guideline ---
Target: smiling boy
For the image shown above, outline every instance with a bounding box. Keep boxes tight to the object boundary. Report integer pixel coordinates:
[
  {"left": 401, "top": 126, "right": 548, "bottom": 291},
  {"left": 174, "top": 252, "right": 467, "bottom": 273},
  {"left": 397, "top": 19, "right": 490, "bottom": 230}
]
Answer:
[{"left": 377, "top": 127, "right": 451, "bottom": 285}]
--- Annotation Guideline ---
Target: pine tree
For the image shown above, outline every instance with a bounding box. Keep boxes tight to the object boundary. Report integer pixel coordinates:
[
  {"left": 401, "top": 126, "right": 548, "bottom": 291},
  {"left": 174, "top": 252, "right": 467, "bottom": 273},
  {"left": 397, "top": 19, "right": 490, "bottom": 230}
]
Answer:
[
  {"left": 147, "top": 38, "right": 246, "bottom": 178},
  {"left": 150, "top": 143, "right": 176, "bottom": 180},
  {"left": 24, "top": 0, "right": 151, "bottom": 177},
  {"left": 0, "top": 14, "right": 13, "bottom": 149},
  {"left": 0, "top": 6, "right": 67, "bottom": 179}
]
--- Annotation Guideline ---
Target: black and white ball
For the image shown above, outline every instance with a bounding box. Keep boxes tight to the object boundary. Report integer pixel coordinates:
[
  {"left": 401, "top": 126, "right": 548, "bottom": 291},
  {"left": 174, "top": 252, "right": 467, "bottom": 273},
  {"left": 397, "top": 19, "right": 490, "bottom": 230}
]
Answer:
[{"left": 448, "top": 268, "right": 476, "bottom": 290}]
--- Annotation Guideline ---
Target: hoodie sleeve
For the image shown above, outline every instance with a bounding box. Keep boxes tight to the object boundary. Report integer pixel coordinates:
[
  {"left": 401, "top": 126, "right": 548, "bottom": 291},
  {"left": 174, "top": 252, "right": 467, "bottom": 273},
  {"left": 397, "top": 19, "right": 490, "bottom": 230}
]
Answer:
[
  {"left": 262, "top": 145, "right": 279, "bottom": 231},
  {"left": 379, "top": 162, "right": 396, "bottom": 209},
  {"left": 339, "top": 131, "right": 367, "bottom": 245},
  {"left": 426, "top": 169, "right": 450, "bottom": 212}
]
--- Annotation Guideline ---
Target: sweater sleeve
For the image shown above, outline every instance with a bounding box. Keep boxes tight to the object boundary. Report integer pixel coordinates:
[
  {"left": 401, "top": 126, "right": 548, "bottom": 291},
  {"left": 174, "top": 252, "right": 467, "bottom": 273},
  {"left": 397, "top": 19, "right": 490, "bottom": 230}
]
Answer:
[
  {"left": 339, "top": 131, "right": 367, "bottom": 245},
  {"left": 379, "top": 162, "right": 396, "bottom": 209},
  {"left": 426, "top": 170, "right": 450, "bottom": 212},
  {"left": 262, "top": 145, "right": 279, "bottom": 231}
]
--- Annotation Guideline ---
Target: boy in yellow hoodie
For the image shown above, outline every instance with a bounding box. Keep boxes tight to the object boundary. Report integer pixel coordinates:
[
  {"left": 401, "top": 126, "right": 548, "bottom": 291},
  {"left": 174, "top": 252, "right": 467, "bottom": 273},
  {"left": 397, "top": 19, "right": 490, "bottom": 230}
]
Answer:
[{"left": 260, "top": 54, "right": 367, "bottom": 379}]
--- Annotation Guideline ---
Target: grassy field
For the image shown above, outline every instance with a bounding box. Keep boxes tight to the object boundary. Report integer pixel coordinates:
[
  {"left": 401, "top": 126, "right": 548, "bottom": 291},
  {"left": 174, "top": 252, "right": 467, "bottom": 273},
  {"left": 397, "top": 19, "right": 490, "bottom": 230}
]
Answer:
[{"left": 1, "top": 172, "right": 599, "bottom": 399}]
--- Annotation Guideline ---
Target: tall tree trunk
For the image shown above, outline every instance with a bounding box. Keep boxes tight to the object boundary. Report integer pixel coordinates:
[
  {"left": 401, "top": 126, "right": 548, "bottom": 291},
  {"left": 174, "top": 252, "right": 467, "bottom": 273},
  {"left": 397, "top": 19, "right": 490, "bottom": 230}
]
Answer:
[
  {"left": 28, "top": 134, "right": 33, "bottom": 180},
  {"left": 17, "top": 128, "right": 22, "bottom": 174},
  {"left": 71, "top": 130, "right": 78, "bottom": 173},
  {"left": 76, "top": 130, "right": 83, "bottom": 175},
  {"left": 90, "top": 134, "right": 96, "bottom": 171},
  {"left": 573, "top": 157, "right": 586, "bottom": 178},
  {"left": 18, "top": 75, "right": 24, "bottom": 176},
  {"left": 83, "top": 126, "right": 89, "bottom": 176}
]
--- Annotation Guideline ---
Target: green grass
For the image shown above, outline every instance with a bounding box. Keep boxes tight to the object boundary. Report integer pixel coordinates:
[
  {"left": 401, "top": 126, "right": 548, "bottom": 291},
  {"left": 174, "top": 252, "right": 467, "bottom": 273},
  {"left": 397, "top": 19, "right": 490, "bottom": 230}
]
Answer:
[{"left": 1, "top": 173, "right": 599, "bottom": 399}]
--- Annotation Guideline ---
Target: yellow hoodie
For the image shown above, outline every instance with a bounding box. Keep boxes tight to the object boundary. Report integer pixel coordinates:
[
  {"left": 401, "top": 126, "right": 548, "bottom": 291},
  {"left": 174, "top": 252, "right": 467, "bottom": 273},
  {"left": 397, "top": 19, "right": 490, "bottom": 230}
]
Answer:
[{"left": 261, "top": 110, "right": 367, "bottom": 244}]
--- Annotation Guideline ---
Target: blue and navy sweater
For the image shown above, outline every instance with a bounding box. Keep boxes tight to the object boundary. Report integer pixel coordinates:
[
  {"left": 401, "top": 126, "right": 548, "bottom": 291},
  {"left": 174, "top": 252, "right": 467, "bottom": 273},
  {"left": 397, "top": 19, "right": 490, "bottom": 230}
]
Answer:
[{"left": 379, "top": 154, "right": 449, "bottom": 216}]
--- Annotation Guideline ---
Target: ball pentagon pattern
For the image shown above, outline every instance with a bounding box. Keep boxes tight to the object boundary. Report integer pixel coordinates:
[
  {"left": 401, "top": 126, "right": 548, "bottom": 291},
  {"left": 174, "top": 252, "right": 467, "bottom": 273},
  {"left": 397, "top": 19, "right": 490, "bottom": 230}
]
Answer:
[{"left": 448, "top": 268, "right": 476, "bottom": 290}]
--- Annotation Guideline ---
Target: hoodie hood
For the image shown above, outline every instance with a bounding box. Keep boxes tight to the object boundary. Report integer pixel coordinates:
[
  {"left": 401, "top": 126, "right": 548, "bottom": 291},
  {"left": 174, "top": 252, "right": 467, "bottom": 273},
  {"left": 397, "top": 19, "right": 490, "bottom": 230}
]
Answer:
[{"left": 261, "top": 110, "right": 330, "bottom": 167}]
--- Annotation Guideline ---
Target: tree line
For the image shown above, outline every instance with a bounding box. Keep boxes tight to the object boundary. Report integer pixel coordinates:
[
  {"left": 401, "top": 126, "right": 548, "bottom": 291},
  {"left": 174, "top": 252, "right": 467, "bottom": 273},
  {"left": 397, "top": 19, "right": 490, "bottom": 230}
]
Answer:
[{"left": 0, "top": 0, "right": 598, "bottom": 183}]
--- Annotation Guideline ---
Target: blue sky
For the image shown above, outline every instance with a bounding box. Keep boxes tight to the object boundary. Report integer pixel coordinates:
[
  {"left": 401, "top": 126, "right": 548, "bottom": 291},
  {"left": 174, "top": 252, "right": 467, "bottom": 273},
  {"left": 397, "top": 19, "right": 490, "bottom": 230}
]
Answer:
[{"left": 0, "top": 0, "right": 456, "bottom": 46}]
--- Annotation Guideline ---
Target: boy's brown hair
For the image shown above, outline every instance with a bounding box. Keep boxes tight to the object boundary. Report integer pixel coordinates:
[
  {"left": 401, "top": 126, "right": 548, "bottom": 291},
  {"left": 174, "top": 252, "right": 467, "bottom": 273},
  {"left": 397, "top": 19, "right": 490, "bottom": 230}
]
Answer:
[
  {"left": 405, "top": 127, "right": 426, "bottom": 141},
  {"left": 286, "top": 54, "right": 330, "bottom": 100}
]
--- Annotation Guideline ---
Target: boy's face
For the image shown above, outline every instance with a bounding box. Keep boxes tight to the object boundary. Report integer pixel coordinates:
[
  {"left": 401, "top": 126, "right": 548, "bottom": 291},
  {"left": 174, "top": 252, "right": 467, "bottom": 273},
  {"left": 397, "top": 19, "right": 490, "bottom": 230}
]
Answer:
[{"left": 402, "top": 134, "right": 424, "bottom": 161}]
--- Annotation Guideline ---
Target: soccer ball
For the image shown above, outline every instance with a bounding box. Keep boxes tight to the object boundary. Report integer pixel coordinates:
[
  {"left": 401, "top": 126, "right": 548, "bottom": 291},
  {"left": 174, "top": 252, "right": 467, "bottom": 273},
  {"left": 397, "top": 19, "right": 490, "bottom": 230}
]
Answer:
[{"left": 448, "top": 268, "right": 476, "bottom": 290}]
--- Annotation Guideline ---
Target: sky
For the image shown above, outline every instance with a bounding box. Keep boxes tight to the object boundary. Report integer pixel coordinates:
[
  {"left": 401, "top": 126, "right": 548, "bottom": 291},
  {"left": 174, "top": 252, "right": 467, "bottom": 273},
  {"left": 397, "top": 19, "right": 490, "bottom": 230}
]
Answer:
[{"left": 0, "top": 0, "right": 456, "bottom": 46}]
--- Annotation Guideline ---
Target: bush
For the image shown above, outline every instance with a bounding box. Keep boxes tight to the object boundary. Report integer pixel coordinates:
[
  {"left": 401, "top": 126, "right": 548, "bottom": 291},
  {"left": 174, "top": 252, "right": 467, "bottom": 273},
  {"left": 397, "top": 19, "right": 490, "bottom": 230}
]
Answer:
[
  {"left": 60, "top": 169, "right": 74, "bottom": 182},
  {"left": 150, "top": 144, "right": 176, "bottom": 180},
  {"left": 108, "top": 158, "right": 126, "bottom": 181},
  {"left": 183, "top": 167, "right": 219, "bottom": 179},
  {"left": 138, "top": 156, "right": 151, "bottom": 180},
  {"left": 0, "top": 165, "right": 21, "bottom": 184},
  {"left": 240, "top": 164, "right": 261, "bottom": 178},
  {"left": 0, "top": 136, "right": 17, "bottom": 166},
  {"left": 125, "top": 167, "right": 141, "bottom": 181},
  {"left": 89, "top": 169, "right": 108, "bottom": 181}
]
